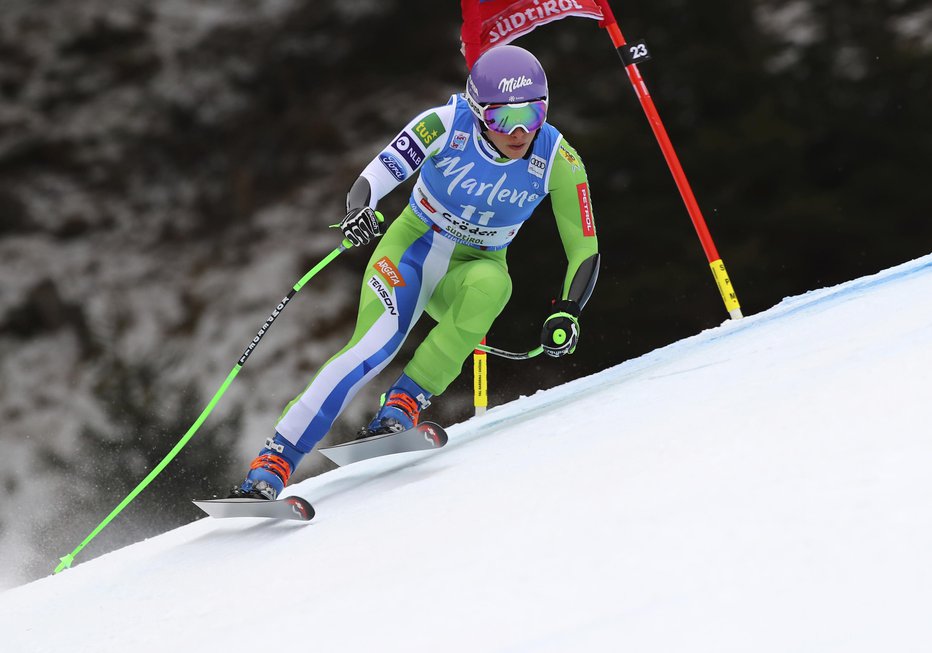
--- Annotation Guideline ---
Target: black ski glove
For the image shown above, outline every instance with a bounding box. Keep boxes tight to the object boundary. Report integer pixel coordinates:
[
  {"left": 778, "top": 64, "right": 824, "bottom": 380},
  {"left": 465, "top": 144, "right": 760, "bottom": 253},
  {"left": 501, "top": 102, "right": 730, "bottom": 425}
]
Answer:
[
  {"left": 338, "top": 207, "right": 383, "bottom": 247},
  {"left": 540, "top": 299, "right": 581, "bottom": 357}
]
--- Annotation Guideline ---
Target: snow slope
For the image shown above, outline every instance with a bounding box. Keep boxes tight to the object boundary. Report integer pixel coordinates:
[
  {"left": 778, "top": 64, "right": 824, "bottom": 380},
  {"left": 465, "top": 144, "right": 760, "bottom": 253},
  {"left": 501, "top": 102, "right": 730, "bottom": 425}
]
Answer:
[{"left": 2, "top": 255, "right": 931, "bottom": 652}]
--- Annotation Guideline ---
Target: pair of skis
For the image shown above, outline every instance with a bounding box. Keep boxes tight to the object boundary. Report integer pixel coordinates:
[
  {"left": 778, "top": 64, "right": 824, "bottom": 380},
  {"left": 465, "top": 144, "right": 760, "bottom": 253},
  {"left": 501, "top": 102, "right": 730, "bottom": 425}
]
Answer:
[{"left": 192, "top": 422, "right": 447, "bottom": 522}]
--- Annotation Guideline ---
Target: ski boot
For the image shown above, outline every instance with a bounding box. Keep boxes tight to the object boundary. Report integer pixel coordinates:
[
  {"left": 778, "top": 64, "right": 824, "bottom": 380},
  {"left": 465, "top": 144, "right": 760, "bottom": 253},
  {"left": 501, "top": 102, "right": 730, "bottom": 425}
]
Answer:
[
  {"left": 357, "top": 373, "right": 432, "bottom": 439},
  {"left": 229, "top": 433, "right": 306, "bottom": 500}
]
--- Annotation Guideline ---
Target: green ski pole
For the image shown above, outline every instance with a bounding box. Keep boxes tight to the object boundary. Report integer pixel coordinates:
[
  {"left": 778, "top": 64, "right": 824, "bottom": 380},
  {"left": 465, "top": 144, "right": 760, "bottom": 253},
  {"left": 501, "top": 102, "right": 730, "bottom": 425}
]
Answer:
[
  {"left": 475, "top": 344, "right": 544, "bottom": 360},
  {"left": 54, "top": 239, "right": 354, "bottom": 574}
]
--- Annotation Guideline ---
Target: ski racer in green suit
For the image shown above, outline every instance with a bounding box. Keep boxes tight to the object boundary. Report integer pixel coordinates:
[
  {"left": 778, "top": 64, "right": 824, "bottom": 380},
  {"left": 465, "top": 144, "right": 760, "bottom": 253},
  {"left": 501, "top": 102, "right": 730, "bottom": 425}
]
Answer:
[{"left": 232, "top": 45, "right": 601, "bottom": 499}]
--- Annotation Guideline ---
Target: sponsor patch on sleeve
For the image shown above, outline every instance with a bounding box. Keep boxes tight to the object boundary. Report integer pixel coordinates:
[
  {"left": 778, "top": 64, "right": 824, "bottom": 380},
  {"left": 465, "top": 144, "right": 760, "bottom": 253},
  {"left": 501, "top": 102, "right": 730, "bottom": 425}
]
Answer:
[
  {"left": 379, "top": 152, "right": 407, "bottom": 181},
  {"left": 413, "top": 112, "right": 446, "bottom": 148},
  {"left": 576, "top": 182, "right": 595, "bottom": 237},
  {"left": 559, "top": 145, "right": 581, "bottom": 172},
  {"left": 391, "top": 132, "right": 425, "bottom": 170}
]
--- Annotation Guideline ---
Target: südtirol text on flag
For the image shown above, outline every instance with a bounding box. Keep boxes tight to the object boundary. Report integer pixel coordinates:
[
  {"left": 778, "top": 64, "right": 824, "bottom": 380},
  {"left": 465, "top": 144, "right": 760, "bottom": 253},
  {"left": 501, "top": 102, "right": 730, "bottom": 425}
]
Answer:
[{"left": 461, "top": 0, "right": 604, "bottom": 67}]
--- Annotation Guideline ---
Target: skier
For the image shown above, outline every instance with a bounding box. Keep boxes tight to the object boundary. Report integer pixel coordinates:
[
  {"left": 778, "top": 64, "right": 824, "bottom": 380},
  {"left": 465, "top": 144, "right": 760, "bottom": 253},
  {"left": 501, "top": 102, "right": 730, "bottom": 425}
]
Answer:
[{"left": 231, "top": 45, "right": 601, "bottom": 499}]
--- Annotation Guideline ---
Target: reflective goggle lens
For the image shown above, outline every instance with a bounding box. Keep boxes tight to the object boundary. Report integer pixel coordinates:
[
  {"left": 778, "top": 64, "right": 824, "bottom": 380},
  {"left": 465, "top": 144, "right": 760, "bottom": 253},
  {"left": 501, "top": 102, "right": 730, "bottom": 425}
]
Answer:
[{"left": 481, "top": 100, "right": 547, "bottom": 134}]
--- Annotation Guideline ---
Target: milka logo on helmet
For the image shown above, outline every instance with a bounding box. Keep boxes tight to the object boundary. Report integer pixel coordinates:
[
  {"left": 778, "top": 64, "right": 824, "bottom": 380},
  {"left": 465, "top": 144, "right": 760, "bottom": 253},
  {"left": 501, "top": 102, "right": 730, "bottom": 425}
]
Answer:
[
  {"left": 434, "top": 156, "right": 540, "bottom": 208},
  {"left": 498, "top": 76, "right": 533, "bottom": 94}
]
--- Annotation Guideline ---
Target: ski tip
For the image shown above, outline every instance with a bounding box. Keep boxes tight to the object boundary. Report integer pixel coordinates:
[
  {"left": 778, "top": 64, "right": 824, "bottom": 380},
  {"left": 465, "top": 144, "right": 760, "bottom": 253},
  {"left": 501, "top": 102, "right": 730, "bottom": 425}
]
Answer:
[
  {"left": 284, "top": 495, "right": 316, "bottom": 520},
  {"left": 417, "top": 421, "right": 448, "bottom": 448}
]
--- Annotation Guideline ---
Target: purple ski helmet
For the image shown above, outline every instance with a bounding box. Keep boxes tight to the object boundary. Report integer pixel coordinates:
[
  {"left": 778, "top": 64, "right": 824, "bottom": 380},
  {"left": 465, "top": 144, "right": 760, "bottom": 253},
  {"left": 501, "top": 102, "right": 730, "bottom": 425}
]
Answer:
[{"left": 465, "top": 45, "right": 548, "bottom": 119}]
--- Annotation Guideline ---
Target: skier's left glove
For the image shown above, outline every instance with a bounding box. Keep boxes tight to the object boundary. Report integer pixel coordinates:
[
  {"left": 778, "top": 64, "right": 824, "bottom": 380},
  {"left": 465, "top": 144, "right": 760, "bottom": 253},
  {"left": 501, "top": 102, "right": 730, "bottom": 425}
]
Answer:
[
  {"left": 337, "top": 207, "right": 384, "bottom": 247},
  {"left": 540, "top": 299, "right": 581, "bottom": 357}
]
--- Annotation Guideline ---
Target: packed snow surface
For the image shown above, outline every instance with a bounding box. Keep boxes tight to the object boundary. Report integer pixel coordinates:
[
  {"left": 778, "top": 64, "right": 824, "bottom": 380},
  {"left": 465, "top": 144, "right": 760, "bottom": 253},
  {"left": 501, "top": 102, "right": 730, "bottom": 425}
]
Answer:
[{"left": 2, "top": 255, "right": 931, "bottom": 652}]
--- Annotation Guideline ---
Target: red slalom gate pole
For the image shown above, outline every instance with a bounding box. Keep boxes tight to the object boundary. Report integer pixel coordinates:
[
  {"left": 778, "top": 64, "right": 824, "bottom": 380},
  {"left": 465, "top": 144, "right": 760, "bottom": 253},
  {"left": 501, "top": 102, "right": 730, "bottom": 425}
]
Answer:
[{"left": 596, "top": 2, "right": 742, "bottom": 319}]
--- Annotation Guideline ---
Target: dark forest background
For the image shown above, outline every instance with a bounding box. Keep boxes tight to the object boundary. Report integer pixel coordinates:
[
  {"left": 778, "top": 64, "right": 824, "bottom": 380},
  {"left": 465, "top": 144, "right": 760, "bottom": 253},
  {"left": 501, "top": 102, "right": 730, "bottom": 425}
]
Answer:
[{"left": 1, "top": 0, "right": 930, "bottom": 585}]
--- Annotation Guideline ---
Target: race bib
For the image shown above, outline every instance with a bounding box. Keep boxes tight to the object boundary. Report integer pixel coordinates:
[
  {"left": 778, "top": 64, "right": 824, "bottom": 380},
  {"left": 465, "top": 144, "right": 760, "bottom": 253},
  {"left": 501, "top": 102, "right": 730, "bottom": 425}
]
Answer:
[{"left": 411, "top": 178, "right": 523, "bottom": 250}]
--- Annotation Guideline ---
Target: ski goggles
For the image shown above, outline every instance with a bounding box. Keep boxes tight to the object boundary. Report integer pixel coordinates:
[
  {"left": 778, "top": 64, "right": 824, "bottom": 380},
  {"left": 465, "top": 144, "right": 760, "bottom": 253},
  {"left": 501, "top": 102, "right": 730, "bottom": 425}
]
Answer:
[{"left": 480, "top": 99, "right": 548, "bottom": 135}]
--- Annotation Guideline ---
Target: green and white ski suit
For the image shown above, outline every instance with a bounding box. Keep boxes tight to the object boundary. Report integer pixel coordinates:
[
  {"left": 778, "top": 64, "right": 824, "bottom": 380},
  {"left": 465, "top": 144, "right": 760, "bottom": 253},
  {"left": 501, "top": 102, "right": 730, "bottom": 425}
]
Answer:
[{"left": 276, "top": 94, "right": 599, "bottom": 451}]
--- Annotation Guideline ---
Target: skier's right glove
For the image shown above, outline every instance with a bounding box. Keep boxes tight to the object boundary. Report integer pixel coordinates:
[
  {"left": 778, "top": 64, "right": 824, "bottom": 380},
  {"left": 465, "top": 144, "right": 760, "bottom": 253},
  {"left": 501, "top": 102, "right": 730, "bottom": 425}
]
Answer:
[
  {"left": 338, "top": 207, "right": 384, "bottom": 247},
  {"left": 540, "top": 299, "right": 581, "bottom": 357}
]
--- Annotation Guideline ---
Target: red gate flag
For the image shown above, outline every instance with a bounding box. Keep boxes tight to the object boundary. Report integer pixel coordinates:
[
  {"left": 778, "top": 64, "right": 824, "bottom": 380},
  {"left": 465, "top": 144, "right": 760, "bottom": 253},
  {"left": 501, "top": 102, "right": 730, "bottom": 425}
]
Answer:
[
  {"left": 461, "top": 0, "right": 743, "bottom": 318},
  {"left": 461, "top": 0, "right": 605, "bottom": 67}
]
